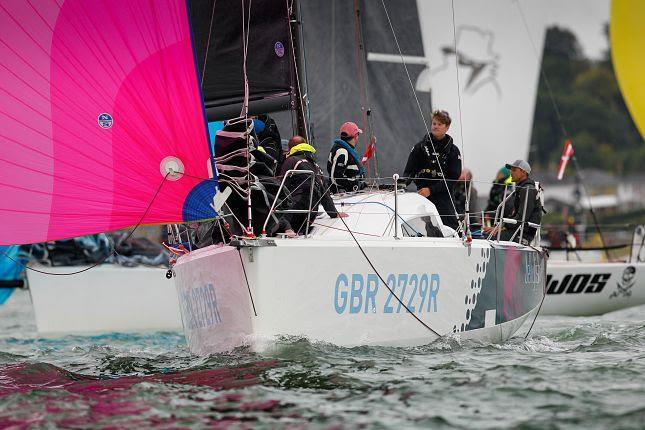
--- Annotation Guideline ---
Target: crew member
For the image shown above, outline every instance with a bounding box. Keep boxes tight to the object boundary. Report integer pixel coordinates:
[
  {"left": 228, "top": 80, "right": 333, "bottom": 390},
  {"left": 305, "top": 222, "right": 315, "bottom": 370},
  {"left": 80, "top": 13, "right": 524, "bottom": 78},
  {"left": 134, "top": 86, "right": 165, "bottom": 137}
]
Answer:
[
  {"left": 279, "top": 139, "right": 347, "bottom": 237},
  {"left": 327, "top": 121, "right": 366, "bottom": 193},
  {"left": 403, "top": 110, "right": 462, "bottom": 229},
  {"left": 484, "top": 166, "right": 513, "bottom": 223},
  {"left": 490, "top": 159, "right": 544, "bottom": 244}
]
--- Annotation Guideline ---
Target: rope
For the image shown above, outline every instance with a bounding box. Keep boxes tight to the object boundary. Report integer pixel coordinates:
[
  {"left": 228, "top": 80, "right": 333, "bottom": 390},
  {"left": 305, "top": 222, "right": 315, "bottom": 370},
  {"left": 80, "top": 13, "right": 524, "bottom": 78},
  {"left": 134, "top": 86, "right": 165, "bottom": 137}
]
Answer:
[
  {"left": 335, "top": 209, "right": 441, "bottom": 337},
  {"left": 237, "top": 248, "right": 257, "bottom": 316},
  {"left": 1, "top": 173, "right": 171, "bottom": 276},
  {"left": 340, "top": 201, "right": 423, "bottom": 236},
  {"left": 310, "top": 222, "right": 381, "bottom": 237},
  {"left": 524, "top": 279, "right": 546, "bottom": 340},
  {"left": 546, "top": 243, "right": 630, "bottom": 251}
]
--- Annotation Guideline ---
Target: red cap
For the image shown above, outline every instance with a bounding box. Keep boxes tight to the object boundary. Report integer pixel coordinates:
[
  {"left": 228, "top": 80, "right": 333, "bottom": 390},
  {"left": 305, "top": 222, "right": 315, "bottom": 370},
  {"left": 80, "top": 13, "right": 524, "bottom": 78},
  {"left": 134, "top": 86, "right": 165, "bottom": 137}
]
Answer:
[{"left": 339, "top": 122, "right": 363, "bottom": 138}]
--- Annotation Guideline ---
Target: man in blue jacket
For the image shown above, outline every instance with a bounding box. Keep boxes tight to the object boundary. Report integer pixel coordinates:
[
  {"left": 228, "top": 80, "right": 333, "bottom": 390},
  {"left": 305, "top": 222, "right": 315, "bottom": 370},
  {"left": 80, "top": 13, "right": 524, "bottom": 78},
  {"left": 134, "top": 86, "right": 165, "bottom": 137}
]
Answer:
[{"left": 327, "top": 121, "right": 366, "bottom": 193}]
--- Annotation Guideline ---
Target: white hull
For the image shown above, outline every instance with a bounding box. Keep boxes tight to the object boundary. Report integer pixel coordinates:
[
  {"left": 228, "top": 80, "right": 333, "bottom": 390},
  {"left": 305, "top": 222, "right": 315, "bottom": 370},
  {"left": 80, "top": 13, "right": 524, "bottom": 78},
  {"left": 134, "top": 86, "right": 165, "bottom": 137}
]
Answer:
[
  {"left": 175, "top": 240, "right": 544, "bottom": 355},
  {"left": 542, "top": 261, "right": 645, "bottom": 316},
  {"left": 174, "top": 191, "right": 546, "bottom": 355},
  {"left": 27, "top": 265, "right": 182, "bottom": 333}
]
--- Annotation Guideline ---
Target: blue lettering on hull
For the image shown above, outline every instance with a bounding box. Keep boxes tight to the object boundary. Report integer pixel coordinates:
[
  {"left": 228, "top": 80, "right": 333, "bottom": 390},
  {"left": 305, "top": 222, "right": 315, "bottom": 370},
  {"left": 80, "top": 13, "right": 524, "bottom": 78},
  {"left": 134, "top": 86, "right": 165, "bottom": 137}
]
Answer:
[
  {"left": 334, "top": 273, "right": 440, "bottom": 315},
  {"left": 180, "top": 283, "right": 223, "bottom": 330}
]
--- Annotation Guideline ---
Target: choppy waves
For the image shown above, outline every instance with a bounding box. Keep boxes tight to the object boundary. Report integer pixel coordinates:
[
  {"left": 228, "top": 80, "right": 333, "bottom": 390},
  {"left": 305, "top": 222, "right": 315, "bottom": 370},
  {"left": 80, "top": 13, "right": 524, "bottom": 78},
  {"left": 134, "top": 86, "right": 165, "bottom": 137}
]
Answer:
[{"left": 2, "top": 289, "right": 645, "bottom": 428}]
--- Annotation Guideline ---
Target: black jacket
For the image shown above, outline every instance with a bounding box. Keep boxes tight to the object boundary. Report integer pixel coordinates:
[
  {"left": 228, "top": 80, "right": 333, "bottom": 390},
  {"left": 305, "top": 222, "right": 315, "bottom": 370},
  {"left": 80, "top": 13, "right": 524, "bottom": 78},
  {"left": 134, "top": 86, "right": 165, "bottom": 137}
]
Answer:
[
  {"left": 501, "top": 177, "right": 543, "bottom": 242},
  {"left": 403, "top": 134, "right": 462, "bottom": 228},
  {"left": 279, "top": 151, "right": 338, "bottom": 219},
  {"left": 327, "top": 140, "right": 364, "bottom": 193},
  {"left": 256, "top": 114, "right": 284, "bottom": 173},
  {"left": 506, "top": 178, "right": 542, "bottom": 224},
  {"left": 485, "top": 180, "right": 511, "bottom": 214}
]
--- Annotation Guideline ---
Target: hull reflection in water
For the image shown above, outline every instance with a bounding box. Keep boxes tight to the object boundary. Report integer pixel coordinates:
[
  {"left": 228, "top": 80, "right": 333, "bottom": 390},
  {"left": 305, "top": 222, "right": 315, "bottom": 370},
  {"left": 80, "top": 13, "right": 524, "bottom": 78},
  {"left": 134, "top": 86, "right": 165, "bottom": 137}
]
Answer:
[{"left": 0, "top": 361, "right": 279, "bottom": 428}]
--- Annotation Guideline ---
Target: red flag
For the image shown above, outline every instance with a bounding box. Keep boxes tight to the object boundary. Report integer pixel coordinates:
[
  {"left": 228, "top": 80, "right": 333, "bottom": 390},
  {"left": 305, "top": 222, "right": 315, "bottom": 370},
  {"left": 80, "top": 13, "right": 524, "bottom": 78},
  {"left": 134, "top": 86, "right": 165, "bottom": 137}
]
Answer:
[
  {"left": 557, "top": 139, "right": 574, "bottom": 180},
  {"left": 361, "top": 136, "right": 377, "bottom": 163}
]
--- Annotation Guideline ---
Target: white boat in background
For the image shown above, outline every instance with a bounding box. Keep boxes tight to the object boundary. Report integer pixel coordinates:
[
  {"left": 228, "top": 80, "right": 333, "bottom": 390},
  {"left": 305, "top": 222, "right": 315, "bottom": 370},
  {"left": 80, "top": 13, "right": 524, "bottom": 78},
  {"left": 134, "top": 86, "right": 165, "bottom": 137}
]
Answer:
[
  {"left": 542, "top": 225, "right": 645, "bottom": 316},
  {"left": 27, "top": 265, "right": 182, "bottom": 334},
  {"left": 542, "top": 261, "right": 645, "bottom": 316},
  {"left": 175, "top": 191, "right": 546, "bottom": 354}
]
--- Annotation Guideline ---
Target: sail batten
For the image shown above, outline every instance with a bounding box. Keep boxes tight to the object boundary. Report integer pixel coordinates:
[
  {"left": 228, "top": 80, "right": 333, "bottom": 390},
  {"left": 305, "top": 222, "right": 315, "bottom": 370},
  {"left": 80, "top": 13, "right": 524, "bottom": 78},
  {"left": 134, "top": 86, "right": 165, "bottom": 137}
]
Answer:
[{"left": 0, "top": 0, "right": 215, "bottom": 245}]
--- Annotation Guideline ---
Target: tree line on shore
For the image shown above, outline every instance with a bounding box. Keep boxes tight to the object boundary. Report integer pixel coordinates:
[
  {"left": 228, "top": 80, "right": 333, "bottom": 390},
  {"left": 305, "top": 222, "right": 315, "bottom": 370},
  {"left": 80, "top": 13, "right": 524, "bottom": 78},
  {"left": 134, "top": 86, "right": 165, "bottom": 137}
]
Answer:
[{"left": 529, "top": 26, "right": 643, "bottom": 176}]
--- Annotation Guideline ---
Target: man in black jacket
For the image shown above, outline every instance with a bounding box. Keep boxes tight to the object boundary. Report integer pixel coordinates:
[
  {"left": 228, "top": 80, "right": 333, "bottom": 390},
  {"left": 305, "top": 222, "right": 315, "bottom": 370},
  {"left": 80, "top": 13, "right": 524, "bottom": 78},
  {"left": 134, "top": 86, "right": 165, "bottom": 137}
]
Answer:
[
  {"left": 278, "top": 139, "right": 346, "bottom": 236},
  {"left": 496, "top": 159, "right": 543, "bottom": 244},
  {"left": 403, "top": 110, "right": 462, "bottom": 229}
]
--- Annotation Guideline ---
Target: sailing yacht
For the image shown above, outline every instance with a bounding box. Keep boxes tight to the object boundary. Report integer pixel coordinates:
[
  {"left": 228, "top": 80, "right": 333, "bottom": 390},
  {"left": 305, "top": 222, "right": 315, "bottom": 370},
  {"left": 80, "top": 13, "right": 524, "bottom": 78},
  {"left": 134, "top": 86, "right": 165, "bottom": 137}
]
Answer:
[
  {"left": 0, "top": 0, "right": 545, "bottom": 354},
  {"left": 172, "top": 0, "right": 546, "bottom": 354},
  {"left": 538, "top": 0, "right": 645, "bottom": 316}
]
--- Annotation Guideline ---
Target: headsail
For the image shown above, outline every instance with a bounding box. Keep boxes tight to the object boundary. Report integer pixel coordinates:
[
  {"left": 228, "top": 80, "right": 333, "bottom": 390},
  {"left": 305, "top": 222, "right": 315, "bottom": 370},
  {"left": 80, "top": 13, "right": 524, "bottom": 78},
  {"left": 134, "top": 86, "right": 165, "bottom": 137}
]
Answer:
[
  {"left": 611, "top": 0, "right": 645, "bottom": 139},
  {"left": 0, "top": 0, "right": 214, "bottom": 245},
  {"left": 413, "top": 0, "right": 548, "bottom": 191}
]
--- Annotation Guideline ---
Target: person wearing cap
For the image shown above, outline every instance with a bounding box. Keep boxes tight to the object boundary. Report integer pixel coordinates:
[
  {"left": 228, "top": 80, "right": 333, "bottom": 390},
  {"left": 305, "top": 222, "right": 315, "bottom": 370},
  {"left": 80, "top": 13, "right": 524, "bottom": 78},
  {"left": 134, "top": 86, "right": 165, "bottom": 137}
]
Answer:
[
  {"left": 327, "top": 121, "right": 366, "bottom": 193},
  {"left": 403, "top": 109, "right": 462, "bottom": 229},
  {"left": 484, "top": 166, "right": 514, "bottom": 224},
  {"left": 490, "top": 159, "right": 544, "bottom": 243},
  {"left": 277, "top": 138, "right": 347, "bottom": 237}
]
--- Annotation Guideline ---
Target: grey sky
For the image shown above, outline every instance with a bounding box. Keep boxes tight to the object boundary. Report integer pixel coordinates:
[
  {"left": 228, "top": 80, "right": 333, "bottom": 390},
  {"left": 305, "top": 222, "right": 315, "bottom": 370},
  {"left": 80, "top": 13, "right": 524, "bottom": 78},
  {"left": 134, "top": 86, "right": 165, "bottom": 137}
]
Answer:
[{"left": 545, "top": 0, "right": 610, "bottom": 59}]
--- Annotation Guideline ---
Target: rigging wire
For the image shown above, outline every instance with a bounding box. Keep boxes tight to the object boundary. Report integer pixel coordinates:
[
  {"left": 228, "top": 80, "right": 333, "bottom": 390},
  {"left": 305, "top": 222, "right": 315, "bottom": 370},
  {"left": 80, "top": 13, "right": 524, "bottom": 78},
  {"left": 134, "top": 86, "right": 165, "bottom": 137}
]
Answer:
[
  {"left": 524, "top": 281, "right": 546, "bottom": 340},
  {"left": 449, "top": 0, "right": 470, "bottom": 227},
  {"left": 241, "top": 0, "right": 254, "bottom": 235},
  {"left": 237, "top": 248, "right": 258, "bottom": 316},
  {"left": 379, "top": 0, "right": 462, "bottom": 238},
  {"left": 514, "top": 1, "right": 609, "bottom": 258},
  {"left": 200, "top": 0, "right": 218, "bottom": 88}
]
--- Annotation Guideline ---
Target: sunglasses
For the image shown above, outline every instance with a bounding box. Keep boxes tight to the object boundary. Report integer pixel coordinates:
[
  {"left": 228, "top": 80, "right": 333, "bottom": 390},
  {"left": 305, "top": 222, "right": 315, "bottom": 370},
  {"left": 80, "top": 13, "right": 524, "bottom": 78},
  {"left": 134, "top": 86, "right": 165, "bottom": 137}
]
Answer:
[{"left": 432, "top": 110, "right": 451, "bottom": 119}]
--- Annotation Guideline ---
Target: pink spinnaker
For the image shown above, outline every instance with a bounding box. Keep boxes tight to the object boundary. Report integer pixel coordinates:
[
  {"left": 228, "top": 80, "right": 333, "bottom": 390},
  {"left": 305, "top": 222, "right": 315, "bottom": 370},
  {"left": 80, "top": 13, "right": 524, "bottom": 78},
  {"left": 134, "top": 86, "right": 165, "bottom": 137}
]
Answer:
[{"left": 0, "top": 0, "right": 212, "bottom": 245}]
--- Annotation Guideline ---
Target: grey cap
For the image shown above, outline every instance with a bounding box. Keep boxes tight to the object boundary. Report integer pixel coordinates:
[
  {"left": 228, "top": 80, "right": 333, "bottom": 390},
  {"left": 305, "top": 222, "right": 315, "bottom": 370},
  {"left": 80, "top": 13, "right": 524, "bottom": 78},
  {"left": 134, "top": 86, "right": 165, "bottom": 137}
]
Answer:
[{"left": 505, "top": 159, "right": 531, "bottom": 174}]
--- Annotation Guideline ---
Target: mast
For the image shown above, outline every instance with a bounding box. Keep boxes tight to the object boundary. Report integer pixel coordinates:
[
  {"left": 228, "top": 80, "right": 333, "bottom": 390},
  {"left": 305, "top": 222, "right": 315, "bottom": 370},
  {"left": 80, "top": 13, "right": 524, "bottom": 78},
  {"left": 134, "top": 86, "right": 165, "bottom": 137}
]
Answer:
[
  {"left": 289, "top": 0, "right": 310, "bottom": 141},
  {"left": 353, "top": 0, "right": 379, "bottom": 179}
]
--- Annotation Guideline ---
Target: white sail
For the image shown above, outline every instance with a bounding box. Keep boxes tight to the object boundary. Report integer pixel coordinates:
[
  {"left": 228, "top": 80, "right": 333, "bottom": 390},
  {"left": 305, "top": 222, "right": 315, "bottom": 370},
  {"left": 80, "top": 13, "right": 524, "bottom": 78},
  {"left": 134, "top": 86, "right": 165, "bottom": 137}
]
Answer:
[{"left": 413, "top": 0, "right": 548, "bottom": 192}]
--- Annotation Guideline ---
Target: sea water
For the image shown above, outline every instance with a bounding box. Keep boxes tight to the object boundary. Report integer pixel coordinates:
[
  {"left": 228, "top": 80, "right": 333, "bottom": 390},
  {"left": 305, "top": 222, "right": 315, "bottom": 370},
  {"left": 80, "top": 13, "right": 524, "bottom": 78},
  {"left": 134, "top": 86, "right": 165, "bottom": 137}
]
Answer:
[{"left": 1, "top": 288, "right": 645, "bottom": 429}]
